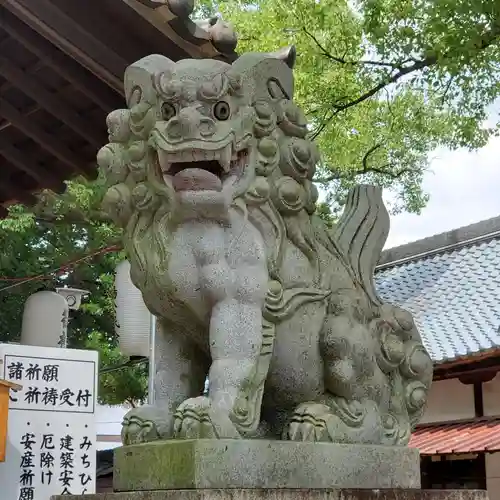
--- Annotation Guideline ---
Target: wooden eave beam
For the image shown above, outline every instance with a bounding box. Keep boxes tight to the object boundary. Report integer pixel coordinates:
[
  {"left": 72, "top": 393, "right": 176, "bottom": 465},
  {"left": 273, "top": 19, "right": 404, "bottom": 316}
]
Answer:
[
  {"left": 121, "top": 0, "right": 218, "bottom": 58},
  {"left": 2, "top": 0, "right": 125, "bottom": 93},
  {"left": 0, "top": 98, "right": 90, "bottom": 177},
  {"left": 0, "top": 55, "right": 103, "bottom": 148},
  {"left": 0, "top": 9, "right": 123, "bottom": 111}
]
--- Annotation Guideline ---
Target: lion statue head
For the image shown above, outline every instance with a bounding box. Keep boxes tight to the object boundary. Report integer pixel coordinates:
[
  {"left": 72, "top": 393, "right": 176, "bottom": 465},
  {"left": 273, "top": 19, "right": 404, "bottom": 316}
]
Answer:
[{"left": 97, "top": 47, "right": 326, "bottom": 303}]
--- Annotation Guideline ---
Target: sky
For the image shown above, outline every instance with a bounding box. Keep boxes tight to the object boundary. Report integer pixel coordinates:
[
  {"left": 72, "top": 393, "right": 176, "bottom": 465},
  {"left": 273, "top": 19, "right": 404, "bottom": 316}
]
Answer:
[{"left": 384, "top": 133, "right": 500, "bottom": 249}]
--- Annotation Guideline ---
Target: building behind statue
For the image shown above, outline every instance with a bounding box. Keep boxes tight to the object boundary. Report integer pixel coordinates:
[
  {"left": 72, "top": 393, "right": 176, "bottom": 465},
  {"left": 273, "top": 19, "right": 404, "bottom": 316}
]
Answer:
[{"left": 377, "top": 215, "right": 500, "bottom": 496}]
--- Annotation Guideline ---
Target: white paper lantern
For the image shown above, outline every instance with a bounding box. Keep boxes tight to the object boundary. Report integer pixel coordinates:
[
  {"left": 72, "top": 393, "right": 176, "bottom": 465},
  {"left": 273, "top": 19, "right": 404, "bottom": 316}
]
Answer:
[
  {"left": 115, "top": 260, "right": 152, "bottom": 357},
  {"left": 21, "top": 291, "right": 69, "bottom": 347}
]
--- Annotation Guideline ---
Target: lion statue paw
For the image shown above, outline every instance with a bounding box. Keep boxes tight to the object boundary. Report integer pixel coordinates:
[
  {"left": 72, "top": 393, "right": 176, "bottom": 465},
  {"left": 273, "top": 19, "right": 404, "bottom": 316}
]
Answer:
[
  {"left": 121, "top": 405, "right": 173, "bottom": 445},
  {"left": 284, "top": 402, "right": 331, "bottom": 442},
  {"left": 173, "top": 396, "right": 241, "bottom": 439},
  {"left": 284, "top": 399, "right": 386, "bottom": 444}
]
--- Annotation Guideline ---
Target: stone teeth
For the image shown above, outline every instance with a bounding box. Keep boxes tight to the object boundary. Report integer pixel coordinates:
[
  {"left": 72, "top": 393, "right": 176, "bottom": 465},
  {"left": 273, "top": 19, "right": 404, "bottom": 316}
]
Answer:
[
  {"left": 165, "top": 152, "right": 180, "bottom": 164},
  {"left": 159, "top": 150, "right": 176, "bottom": 171},
  {"left": 219, "top": 145, "right": 232, "bottom": 172},
  {"left": 160, "top": 147, "right": 235, "bottom": 170}
]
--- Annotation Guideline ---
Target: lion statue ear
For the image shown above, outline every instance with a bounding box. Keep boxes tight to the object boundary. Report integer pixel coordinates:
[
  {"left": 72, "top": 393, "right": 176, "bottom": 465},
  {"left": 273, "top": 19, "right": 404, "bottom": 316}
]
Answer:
[
  {"left": 124, "top": 54, "right": 176, "bottom": 108},
  {"left": 268, "top": 45, "right": 297, "bottom": 69},
  {"left": 230, "top": 45, "right": 296, "bottom": 103}
]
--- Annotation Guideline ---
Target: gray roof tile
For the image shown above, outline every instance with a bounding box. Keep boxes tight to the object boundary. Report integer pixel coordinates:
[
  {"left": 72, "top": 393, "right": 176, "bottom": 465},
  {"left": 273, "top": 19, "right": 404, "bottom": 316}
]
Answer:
[{"left": 375, "top": 238, "right": 500, "bottom": 363}]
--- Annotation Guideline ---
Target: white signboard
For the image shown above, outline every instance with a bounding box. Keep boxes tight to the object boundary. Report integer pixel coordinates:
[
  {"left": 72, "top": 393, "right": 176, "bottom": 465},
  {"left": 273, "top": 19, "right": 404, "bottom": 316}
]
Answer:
[{"left": 0, "top": 344, "right": 98, "bottom": 499}]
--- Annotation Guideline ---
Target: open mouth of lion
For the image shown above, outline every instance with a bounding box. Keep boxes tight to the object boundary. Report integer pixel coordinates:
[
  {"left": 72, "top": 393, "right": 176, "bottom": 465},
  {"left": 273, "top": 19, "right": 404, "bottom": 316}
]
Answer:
[{"left": 159, "top": 147, "right": 249, "bottom": 192}]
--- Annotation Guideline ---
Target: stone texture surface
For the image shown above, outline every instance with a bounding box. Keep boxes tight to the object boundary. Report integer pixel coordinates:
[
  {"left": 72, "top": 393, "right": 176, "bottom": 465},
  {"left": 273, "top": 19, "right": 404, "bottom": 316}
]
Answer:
[
  {"left": 98, "top": 46, "right": 433, "bottom": 447},
  {"left": 113, "top": 440, "right": 421, "bottom": 491},
  {"left": 50, "top": 489, "right": 489, "bottom": 500}
]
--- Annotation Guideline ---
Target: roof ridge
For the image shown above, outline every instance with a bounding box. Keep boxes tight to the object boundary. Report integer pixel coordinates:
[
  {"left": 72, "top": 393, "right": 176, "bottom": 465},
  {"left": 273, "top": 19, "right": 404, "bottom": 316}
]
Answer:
[
  {"left": 415, "top": 416, "right": 500, "bottom": 429},
  {"left": 378, "top": 215, "right": 500, "bottom": 269}
]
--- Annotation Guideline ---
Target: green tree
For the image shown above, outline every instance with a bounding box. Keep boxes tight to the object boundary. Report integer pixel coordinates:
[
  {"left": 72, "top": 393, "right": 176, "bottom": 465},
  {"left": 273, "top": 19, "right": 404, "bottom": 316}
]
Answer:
[
  {"left": 208, "top": 0, "right": 500, "bottom": 213},
  {"left": 0, "top": 177, "right": 149, "bottom": 405},
  {"left": 86, "top": 332, "right": 148, "bottom": 407}
]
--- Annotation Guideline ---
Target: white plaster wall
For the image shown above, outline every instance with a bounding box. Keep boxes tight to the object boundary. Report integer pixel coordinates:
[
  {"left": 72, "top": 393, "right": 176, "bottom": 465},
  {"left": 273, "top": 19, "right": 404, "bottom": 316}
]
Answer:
[
  {"left": 487, "top": 453, "right": 500, "bottom": 500},
  {"left": 420, "top": 378, "right": 475, "bottom": 424},
  {"left": 96, "top": 404, "right": 127, "bottom": 448},
  {"left": 483, "top": 373, "right": 500, "bottom": 417}
]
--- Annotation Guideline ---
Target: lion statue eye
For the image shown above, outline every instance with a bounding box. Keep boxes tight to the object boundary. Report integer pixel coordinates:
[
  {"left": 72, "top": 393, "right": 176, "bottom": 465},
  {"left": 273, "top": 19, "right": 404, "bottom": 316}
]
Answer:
[
  {"left": 161, "top": 102, "right": 176, "bottom": 121},
  {"left": 213, "top": 101, "right": 230, "bottom": 121}
]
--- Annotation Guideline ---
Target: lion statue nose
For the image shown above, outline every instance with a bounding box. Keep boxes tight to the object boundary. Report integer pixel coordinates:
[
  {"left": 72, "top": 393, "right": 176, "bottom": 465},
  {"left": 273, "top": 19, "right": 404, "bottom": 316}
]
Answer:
[{"left": 166, "top": 107, "right": 216, "bottom": 140}]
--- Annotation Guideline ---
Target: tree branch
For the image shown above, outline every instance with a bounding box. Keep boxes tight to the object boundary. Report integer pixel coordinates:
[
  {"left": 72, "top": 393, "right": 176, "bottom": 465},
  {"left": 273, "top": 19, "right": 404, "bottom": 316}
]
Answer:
[
  {"left": 314, "top": 143, "right": 411, "bottom": 183},
  {"left": 302, "top": 28, "right": 406, "bottom": 69},
  {"left": 305, "top": 23, "right": 500, "bottom": 139},
  {"left": 440, "top": 75, "right": 456, "bottom": 104},
  {"left": 33, "top": 202, "right": 112, "bottom": 226},
  {"left": 34, "top": 214, "right": 110, "bottom": 226},
  {"left": 336, "top": 56, "right": 436, "bottom": 110},
  {"left": 308, "top": 53, "right": 432, "bottom": 140}
]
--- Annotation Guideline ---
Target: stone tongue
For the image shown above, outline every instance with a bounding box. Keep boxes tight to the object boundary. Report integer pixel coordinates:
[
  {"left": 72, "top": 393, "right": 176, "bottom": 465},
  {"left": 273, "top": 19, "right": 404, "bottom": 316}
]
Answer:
[{"left": 171, "top": 168, "right": 223, "bottom": 192}]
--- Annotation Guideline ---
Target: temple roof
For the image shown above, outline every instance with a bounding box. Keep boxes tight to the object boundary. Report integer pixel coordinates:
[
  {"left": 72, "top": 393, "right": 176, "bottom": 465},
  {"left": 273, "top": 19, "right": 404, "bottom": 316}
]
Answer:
[{"left": 376, "top": 216, "right": 500, "bottom": 364}]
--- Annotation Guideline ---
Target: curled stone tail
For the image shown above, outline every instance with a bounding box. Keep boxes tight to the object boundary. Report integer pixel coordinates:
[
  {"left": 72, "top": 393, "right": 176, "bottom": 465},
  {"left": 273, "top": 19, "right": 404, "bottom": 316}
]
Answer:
[{"left": 334, "top": 185, "right": 389, "bottom": 305}]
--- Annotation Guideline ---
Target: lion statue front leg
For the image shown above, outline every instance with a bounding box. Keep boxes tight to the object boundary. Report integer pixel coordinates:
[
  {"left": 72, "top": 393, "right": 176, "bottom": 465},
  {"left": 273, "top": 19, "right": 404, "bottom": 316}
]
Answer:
[
  {"left": 122, "top": 405, "right": 173, "bottom": 445},
  {"left": 172, "top": 220, "right": 271, "bottom": 439},
  {"left": 121, "top": 320, "right": 209, "bottom": 445}
]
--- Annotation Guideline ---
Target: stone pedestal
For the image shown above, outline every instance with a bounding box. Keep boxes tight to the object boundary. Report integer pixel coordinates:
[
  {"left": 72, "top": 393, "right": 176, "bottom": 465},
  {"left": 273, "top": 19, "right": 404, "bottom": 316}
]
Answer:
[
  {"left": 49, "top": 441, "right": 488, "bottom": 500},
  {"left": 113, "top": 440, "right": 419, "bottom": 491},
  {"left": 51, "top": 489, "right": 488, "bottom": 500}
]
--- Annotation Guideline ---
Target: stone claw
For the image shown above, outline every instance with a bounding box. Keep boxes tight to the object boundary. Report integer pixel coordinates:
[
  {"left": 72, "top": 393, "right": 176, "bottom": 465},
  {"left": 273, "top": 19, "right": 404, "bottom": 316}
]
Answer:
[
  {"left": 284, "top": 402, "right": 331, "bottom": 442},
  {"left": 173, "top": 396, "right": 241, "bottom": 439},
  {"left": 121, "top": 405, "right": 173, "bottom": 445},
  {"left": 173, "top": 396, "right": 216, "bottom": 438}
]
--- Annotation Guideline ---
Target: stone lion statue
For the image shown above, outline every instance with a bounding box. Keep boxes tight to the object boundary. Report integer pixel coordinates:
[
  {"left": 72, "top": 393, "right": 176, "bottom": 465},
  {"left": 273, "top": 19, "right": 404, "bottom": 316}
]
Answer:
[{"left": 97, "top": 46, "right": 433, "bottom": 446}]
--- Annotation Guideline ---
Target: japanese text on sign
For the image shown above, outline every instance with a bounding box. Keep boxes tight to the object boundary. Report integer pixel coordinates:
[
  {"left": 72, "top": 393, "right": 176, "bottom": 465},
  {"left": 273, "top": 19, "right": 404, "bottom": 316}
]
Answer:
[
  {"left": 0, "top": 343, "right": 98, "bottom": 499},
  {"left": 5, "top": 355, "right": 96, "bottom": 413},
  {"left": 17, "top": 432, "right": 95, "bottom": 498}
]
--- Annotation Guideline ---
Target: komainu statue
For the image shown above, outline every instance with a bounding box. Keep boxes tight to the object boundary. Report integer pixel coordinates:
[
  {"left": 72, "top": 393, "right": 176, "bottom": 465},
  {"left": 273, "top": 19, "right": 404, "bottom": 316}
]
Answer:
[{"left": 97, "top": 46, "right": 433, "bottom": 446}]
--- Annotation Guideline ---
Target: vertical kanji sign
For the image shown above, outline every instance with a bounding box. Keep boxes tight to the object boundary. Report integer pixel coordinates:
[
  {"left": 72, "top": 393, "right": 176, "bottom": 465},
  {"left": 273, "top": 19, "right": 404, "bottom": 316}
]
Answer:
[{"left": 0, "top": 344, "right": 98, "bottom": 499}]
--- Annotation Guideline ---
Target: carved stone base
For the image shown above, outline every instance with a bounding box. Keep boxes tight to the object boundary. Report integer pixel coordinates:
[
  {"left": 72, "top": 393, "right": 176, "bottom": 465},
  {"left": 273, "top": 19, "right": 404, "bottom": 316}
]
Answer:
[
  {"left": 50, "top": 489, "right": 488, "bottom": 500},
  {"left": 112, "top": 440, "right": 421, "bottom": 491}
]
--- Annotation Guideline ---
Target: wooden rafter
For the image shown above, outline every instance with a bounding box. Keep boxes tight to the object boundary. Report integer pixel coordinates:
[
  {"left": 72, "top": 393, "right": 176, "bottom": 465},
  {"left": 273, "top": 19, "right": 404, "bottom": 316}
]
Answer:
[
  {"left": 0, "top": 59, "right": 43, "bottom": 132},
  {"left": 0, "top": 55, "right": 103, "bottom": 148},
  {"left": 0, "top": 135, "right": 63, "bottom": 189},
  {"left": 0, "top": 61, "right": 44, "bottom": 92},
  {"left": 1, "top": 0, "right": 126, "bottom": 92},
  {"left": 0, "top": 98, "right": 90, "bottom": 177},
  {"left": 0, "top": 9, "right": 123, "bottom": 111},
  {"left": 0, "top": 173, "right": 37, "bottom": 207}
]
